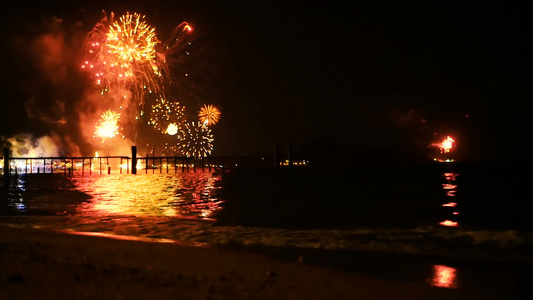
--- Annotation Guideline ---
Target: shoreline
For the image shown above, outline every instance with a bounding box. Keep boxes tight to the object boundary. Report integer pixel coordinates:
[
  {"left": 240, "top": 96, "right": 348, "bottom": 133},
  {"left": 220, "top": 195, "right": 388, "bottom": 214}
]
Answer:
[{"left": 1, "top": 224, "right": 511, "bottom": 299}]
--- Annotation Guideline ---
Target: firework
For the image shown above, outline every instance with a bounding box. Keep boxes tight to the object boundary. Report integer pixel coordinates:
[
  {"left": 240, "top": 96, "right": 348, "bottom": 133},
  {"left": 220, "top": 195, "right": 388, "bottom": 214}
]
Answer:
[
  {"left": 437, "top": 136, "right": 455, "bottom": 153},
  {"left": 165, "top": 123, "right": 179, "bottom": 135},
  {"left": 177, "top": 122, "right": 214, "bottom": 158},
  {"left": 83, "top": 12, "right": 167, "bottom": 105},
  {"left": 82, "top": 12, "right": 200, "bottom": 149},
  {"left": 198, "top": 104, "right": 221, "bottom": 126},
  {"left": 149, "top": 96, "right": 186, "bottom": 133},
  {"left": 83, "top": 12, "right": 121, "bottom": 87},
  {"left": 107, "top": 13, "right": 158, "bottom": 67},
  {"left": 158, "top": 22, "right": 193, "bottom": 66},
  {"left": 94, "top": 110, "right": 121, "bottom": 142}
]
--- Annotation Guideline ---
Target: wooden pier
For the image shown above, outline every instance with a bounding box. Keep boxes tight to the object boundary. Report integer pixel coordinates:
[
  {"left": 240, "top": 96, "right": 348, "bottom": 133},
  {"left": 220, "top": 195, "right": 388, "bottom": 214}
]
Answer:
[
  {"left": 1, "top": 144, "right": 298, "bottom": 178},
  {"left": 1, "top": 146, "right": 230, "bottom": 177}
]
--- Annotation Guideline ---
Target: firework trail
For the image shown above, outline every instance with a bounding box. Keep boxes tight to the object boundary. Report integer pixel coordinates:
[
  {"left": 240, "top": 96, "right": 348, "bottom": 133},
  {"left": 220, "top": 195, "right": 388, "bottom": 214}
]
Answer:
[
  {"left": 198, "top": 104, "right": 221, "bottom": 126},
  {"left": 158, "top": 22, "right": 192, "bottom": 69},
  {"left": 94, "top": 110, "right": 121, "bottom": 142},
  {"left": 177, "top": 121, "right": 214, "bottom": 158}
]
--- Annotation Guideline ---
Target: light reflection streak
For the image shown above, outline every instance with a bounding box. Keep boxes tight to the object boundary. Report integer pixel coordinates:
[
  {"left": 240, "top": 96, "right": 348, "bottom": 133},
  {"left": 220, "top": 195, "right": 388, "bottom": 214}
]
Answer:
[
  {"left": 56, "top": 229, "right": 208, "bottom": 247},
  {"left": 429, "top": 265, "right": 458, "bottom": 288},
  {"left": 439, "top": 220, "right": 458, "bottom": 227},
  {"left": 2, "top": 176, "right": 27, "bottom": 211},
  {"left": 440, "top": 171, "right": 459, "bottom": 227},
  {"left": 442, "top": 184, "right": 457, "bottom": 190},
  {"left": 446, "top": 190, "right": 456, "bottom": 197},
  {"left": 443, "top": 172, "right": 456, "bottom": 180},
  {"left": 72, "top": 172, "right": 222, "bottom": 219}
]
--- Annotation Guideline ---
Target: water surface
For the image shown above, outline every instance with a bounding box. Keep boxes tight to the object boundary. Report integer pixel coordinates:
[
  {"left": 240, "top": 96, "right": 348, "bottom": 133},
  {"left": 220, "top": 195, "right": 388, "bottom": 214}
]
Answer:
[{"left": 1, "top": 162, "right": 531, "bottom": 297}]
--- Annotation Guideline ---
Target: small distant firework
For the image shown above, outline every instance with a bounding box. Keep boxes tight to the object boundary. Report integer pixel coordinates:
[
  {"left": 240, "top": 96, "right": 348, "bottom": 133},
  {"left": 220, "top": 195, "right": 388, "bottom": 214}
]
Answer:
[
  {"left": 94, "top": 110, "right": 121, "bottom": 141},
  {"left": 438, "top": 136, "right": 455, "bottom": 153},
  {"left": 149, "top": 97, "right": 186, "bottom": 133},
  {"left": 177, "top": 122, "right": 214, "bottom": 158},
  {"left": 198, "top": 104, "right": 221, "bottom": 126}
]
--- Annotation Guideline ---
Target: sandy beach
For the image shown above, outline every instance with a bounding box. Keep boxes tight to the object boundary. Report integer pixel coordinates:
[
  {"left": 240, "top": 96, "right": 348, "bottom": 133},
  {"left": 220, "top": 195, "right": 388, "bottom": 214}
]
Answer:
[{"left": 1, "top": 224, "right": 509, "bottom": 300}]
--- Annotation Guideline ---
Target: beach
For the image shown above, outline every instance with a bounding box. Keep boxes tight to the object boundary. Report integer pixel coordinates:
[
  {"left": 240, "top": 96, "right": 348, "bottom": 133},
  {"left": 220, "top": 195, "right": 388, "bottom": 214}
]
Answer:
[{"left": 1, "top": 225, "right": 508, "bottom": 300}]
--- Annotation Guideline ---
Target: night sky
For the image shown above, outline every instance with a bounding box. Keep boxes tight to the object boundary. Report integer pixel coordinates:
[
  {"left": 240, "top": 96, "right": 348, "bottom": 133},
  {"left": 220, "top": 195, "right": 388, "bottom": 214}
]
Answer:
[{"left": 0, "top": 0, "right": 530, "bottom": 163}]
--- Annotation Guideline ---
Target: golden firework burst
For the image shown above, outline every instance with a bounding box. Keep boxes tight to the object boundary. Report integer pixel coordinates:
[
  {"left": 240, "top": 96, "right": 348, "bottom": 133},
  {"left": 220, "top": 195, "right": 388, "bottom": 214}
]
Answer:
[{"left": 198, "top": 104, "right": 221, "bottom": 126}]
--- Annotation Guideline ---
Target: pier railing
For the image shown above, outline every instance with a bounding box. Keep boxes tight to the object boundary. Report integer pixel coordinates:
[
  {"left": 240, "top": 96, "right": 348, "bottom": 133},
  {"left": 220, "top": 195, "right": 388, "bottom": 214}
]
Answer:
[
  {"left": 2, "top": 144, "right": 299, "bottom": 177},
  {"left": 1, "top": 155, "right": 230, "bottom": 176},
  {"left": 1, "top": 146, "right": 239, "bottom": 177}
]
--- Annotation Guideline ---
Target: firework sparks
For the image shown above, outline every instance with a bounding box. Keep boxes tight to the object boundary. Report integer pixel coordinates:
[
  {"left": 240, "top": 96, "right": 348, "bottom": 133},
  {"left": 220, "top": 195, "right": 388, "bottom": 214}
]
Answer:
[
  {"left": 94, "top": 110, "right": 121, "bottom": 142},
  {"left": 437, "top": 136, "right": 455, "bottom": 153},
  {"left": 82, "top": 12, "right": 183, "bottom": 106},
  {"left": 149, "top": 96, "right": 186, "bottom": 133},
  {"left": 165, "top": 123, "right": 179, "bottom": 135},
  {"left": 177, "top": 122, "right": 214, "bottom": 158},
  {"left": 159, "top": 22, "right": 193, "bottom": 65},
  {"left": 107, "top": 13, "right": 158, "bottom": 67},
  {"left": 82, "top": 12, "right": 199, "bottom": 150},
  {"left": 198, "top": 104, "right": 221, "bottom": 126}
]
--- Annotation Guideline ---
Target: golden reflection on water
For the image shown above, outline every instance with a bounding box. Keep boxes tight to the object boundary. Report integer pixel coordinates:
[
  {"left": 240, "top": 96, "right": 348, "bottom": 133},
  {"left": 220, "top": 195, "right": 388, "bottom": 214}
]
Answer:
[
  {"left": 429, "top": 265, "right": 458, "bottom": 288},
  {"left": 72, "top": 172, "right": 222, "bottom": 219}
]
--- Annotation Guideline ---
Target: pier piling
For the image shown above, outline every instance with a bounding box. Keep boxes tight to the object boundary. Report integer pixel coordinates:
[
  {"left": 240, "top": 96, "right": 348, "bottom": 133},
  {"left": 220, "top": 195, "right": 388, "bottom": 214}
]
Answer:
[
  {"left": 131, "top": 146, "right": 137, "bottom": 174},
  {"left": 3, "top": 148, "right": 10, "bottom": 178}
]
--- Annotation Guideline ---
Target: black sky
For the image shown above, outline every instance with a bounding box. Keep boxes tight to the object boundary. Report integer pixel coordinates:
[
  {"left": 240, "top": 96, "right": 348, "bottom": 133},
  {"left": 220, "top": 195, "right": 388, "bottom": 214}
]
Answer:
[{"left": 1, "top": 0, "right": 530, "bottom": 162}]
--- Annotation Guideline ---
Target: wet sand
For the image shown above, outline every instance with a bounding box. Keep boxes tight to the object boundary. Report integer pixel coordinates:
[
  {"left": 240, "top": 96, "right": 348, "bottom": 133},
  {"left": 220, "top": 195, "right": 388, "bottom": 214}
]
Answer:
[{"left": 0, "top": 225, "right": 504, "bottom": 299}]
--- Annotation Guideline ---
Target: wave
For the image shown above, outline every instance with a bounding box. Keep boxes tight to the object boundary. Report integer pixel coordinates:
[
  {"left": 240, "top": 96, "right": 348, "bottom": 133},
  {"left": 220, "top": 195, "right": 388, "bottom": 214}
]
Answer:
[{"left": 2, "top": 215, "right": 531, "bottom": 264}]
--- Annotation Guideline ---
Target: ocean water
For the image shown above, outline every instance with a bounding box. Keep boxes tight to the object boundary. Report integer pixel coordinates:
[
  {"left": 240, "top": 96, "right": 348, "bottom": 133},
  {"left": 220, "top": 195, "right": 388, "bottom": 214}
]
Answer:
[{"left": 1, "top": 161, "right": 532, "bottom": 295}]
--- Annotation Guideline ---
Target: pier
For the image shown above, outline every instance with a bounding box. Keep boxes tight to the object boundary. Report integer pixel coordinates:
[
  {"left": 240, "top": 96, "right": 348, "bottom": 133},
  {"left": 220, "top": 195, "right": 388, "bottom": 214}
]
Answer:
[
  {"left": 1, "top": 144, "right": 305, "bottom": 178},
  {"left": 1, "top": 146, "right": 232, "bottom": 177}
]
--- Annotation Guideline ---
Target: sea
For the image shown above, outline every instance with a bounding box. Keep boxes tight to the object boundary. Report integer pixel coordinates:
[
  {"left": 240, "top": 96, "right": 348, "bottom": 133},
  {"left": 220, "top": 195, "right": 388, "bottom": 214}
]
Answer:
[{"left": 1, "top": 161, "right": 532, "bottom": 297}]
